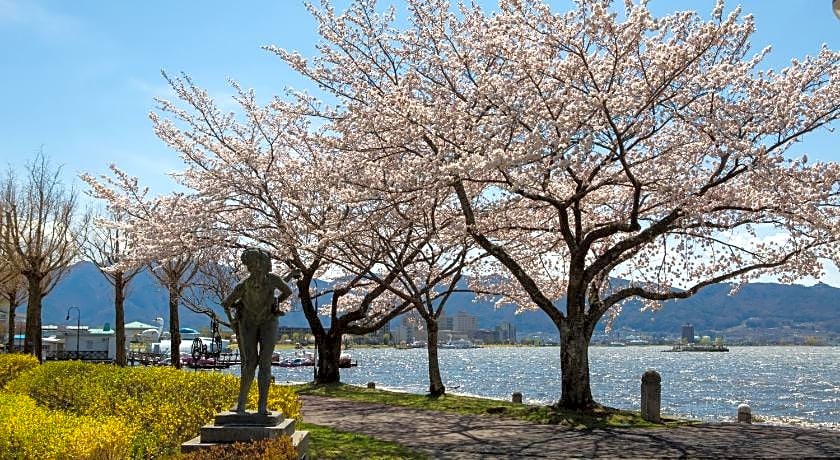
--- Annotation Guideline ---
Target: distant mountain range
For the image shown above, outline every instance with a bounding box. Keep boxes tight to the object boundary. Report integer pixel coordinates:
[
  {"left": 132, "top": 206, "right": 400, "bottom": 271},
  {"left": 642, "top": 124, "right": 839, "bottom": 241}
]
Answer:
[{"left": 27, "top": 262, "right": 839, "bottom": 341}]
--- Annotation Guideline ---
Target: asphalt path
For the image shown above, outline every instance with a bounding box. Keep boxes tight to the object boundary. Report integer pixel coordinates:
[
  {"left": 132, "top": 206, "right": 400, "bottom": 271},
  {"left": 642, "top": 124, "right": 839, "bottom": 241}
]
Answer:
[{"left": 300, "top": 395, "right": 840, "bottom": 459}]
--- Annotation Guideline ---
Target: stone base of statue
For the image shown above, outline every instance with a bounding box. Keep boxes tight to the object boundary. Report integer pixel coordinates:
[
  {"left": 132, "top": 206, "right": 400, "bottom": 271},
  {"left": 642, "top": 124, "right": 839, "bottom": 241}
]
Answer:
[{"left": 180, "top": 410, "right": 309, "bottom": 459}]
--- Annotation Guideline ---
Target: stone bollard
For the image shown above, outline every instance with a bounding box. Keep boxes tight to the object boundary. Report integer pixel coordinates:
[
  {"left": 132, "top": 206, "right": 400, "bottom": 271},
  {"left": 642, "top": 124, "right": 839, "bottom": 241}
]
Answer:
[
  {"left": 641, "top": 370, "right": 661, "bottom": 423},
  {"left": 737, "top": 404, "right": 752, "bottom": 423},
  {"left": 512, "top": 392, "right": 523, "bottom": 404},
  {"left": 367, "top": 381, "right": 376, "bottom": 389}
]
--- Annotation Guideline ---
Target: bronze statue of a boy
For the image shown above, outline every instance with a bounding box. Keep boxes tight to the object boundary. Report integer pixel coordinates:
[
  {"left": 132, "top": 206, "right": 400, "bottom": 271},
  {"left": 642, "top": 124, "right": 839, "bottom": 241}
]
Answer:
[{"left": 222, "top": 248, "right": 297, "bottom": 414}]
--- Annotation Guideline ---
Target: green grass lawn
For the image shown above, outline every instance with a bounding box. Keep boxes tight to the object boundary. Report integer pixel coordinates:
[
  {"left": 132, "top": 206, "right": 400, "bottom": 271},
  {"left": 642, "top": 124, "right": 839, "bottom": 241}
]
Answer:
[
  {"left": 293, "top": 382, "right": 696, "bottom": 429},
  {"left": 299, "top": 422, "right": 428, "bottom": 459}
]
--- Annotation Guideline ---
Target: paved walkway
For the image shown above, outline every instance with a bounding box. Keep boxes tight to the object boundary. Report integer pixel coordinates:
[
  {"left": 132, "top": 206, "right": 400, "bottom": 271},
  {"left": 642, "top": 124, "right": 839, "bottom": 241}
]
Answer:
[{"left": 301, "top": 395, "right": 840, "bottom": 459}]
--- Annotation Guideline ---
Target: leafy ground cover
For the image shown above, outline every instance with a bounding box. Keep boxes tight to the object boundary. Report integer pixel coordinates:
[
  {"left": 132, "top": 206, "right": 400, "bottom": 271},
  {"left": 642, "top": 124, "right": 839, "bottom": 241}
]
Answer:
[{"left": 293, "top": 383, "right": 696, "bottom": 429}]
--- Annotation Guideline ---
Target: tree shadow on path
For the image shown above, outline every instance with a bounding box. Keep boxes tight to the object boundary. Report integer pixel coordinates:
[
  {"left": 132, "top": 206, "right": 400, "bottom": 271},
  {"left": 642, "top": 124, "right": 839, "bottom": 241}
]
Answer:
[{"left": 301, "top": 396, "right": 840, "bottom": 459}]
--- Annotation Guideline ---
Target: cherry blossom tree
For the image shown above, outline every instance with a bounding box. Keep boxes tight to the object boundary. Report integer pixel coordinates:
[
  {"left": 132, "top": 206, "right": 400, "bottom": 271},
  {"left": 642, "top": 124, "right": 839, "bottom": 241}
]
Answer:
[
  {"left": 345, "top": 187, "right": 484, "bottom": 396},
  {"left": 274, "top": 0, "right": 840, "bottom": 408},
  {"left": 181, "top": 248, "right": 243, "bottom": 332},
  {"left": 82, "top": 170, "right": 206, "bottom": 368},
  {"left": 383, "top": 237, "right": 473, "bottom": 397},
  {"left": 79, "top": 208, "right": 143, "bottom": 366},
  {"left": 83, "top": 73, "right": 430, "bottom": 383},
  {"left": 148, "top": 256, "right": 201, "bottom": 369}
]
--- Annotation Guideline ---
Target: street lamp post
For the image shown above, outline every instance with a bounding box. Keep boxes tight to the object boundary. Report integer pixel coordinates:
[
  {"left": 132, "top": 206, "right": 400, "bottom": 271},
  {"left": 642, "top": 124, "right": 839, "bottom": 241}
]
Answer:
[{"left": 66, "top": 306, "right": 80, "bottom": 360}]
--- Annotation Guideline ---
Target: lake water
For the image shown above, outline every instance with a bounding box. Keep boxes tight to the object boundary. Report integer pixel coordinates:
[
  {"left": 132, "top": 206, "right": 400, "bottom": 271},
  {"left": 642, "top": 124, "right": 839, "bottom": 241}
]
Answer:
[{"left": 265, "top": 346, "right": 839, "bottom": 428}]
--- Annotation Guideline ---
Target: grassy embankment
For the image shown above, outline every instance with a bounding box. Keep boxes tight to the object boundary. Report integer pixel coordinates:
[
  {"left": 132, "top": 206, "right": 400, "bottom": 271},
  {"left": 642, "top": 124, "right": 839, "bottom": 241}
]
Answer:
[{"left": 294, "top": 382, "right": 696, "bottom": 429}]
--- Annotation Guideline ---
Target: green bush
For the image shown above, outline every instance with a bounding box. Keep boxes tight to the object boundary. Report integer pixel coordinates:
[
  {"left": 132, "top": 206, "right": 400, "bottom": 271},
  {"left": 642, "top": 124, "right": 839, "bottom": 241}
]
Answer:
[
  {"left": 4, "top": 362, "right": 302, "bottom": 457},
  {"left": 0, "top": 354, "right": 39, "bottom": 388}
]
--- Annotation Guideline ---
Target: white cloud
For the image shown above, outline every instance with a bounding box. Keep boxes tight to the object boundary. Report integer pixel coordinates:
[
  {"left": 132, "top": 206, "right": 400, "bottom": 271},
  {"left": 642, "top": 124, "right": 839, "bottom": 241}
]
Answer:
[{"left": 0, "top": 0, "right": 83, "bottom": 40}]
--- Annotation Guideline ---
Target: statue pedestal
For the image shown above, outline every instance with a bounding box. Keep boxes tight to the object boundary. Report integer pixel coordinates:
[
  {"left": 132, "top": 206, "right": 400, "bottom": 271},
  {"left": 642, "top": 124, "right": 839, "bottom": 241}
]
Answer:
[{"left": 181, "top": 411, "right": 309, "bottom": 458}]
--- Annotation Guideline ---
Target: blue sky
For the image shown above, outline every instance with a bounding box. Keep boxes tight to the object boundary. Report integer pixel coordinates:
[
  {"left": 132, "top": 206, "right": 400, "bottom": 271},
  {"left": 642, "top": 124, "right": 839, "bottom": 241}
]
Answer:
[
  {"left": 1, "top": 0, "right": 317, "bottom": 192},
  {"left": 2, "top": 1, "right": 840, "bottom": 287},
  {"left": 2, "top": 1, "right": 837, "bottom": 194}
]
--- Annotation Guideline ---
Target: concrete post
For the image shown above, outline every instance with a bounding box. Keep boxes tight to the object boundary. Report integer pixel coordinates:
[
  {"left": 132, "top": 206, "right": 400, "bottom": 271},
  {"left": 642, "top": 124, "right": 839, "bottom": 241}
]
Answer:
[
  {"left": 512, "top": 392, "right": 523, "bottom": 403},
  {"left": 641, "top": 370, "right": 661, "bottom": 423},
  {"left": 366, "top": 381, "right": 376, "bottom": 389},
  {"left": 737, "top": 404, "right": 752, "bottom": 423}
]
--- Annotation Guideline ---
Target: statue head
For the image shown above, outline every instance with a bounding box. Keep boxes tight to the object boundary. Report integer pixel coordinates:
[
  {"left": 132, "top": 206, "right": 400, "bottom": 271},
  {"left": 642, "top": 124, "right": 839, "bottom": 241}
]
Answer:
[{"left": 241, "top": 247, "right": 272, "bottom": 275}]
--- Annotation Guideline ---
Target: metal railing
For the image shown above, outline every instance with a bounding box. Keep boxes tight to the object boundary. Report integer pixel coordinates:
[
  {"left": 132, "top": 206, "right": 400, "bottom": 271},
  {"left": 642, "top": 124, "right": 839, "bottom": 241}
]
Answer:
[{"left": 46, "top": 350, "right": 111, "bottom": 362}]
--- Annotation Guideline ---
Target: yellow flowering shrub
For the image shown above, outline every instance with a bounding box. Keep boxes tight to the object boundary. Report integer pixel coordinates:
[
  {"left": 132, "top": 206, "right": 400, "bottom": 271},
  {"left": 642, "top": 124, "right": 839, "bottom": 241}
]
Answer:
[
  {"left": 249, "top": 384, "right": 303, "bottom": 423},
  {"left": 4, "top": 362, "right": 303, "bottom": 457},
  {"left": 0, "top": 353, "right": 39, "bottom": 388},
  {"left": 0, "top": 393, "right": 136, "bottom": 459}
]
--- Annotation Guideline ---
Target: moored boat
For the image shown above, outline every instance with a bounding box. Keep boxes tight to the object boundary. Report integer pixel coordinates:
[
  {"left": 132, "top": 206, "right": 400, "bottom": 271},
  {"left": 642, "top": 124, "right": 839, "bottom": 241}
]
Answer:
[
  {"left": 440, "top": 338, "right": 476, "bottom": 349},
  {"left": 339, "top": 352, "right": 357, "bottom": 368},
  {"left": 275, "top": 350, "right": 315, "bottom": 367}
]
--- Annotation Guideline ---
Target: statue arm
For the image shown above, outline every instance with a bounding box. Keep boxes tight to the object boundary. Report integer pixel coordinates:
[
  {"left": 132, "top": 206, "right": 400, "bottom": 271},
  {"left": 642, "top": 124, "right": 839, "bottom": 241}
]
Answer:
[
  {"left": 221, "top": 282, "right": 245, "bottom": 309},
  {"left": 270, "top": 273, "right": 294, "bottom": 301}
]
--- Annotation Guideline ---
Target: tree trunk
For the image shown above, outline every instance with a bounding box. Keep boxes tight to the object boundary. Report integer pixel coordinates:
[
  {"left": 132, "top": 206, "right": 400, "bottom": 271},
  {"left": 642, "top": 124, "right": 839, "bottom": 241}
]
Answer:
[
  {"left": 5, "top": 292, "right": 16, "bottom": 351},
  {"left": 559, "top": 317, "right": 596, "bottom": 409},
  {"left": 23, "top": 276, "right": 43, "bottom": 360},
  {"left": 315, "top": 332, "right": 342, "bottom": 384},
  {"left": 425, "top": 319, "right": 445, "bottom": 396},
  {"left": 169, "top": 284, "right": 181, "bottom": 369},
  {"left": 114, "top": 272, "right": 126, "bottom": 366}
]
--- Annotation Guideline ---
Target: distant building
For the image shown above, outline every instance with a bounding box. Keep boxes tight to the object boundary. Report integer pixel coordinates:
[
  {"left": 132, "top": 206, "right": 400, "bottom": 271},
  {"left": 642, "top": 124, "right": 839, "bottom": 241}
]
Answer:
[
  {"left": 350, "top": 322, "right": 390, "bottom": 345},
  {"left": 681, "top": 323, "right": 695, "bottom": 344},
  {"left": 0, "top": 307, "right": 7, "bottom": 347},
  {"left": 6, "top": 317, "right": 27, "bottom": 351},
  {"left": 42, "top": 324, "right": 117, "bottom": 361},
  {"left": 496, "top": 321, "right": 516, "bottom": 344},
  {"left": 393, "top": 314, "right": 423, "bottom": 344},
  {"left": 453, "top": 311, "right": 477, "bottom": 336},
  {"left": 473, "top": 329, "right": 496, "bottom": 344},
  {"left": 125, "top": 320, "right": 160, "bottom": 343}
]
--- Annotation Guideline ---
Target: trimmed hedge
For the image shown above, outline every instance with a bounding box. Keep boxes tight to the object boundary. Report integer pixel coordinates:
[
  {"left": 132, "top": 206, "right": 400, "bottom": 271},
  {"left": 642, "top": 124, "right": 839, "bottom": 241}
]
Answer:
[
  {"left": 0, "top": 353, "right": 38, "bottom": 388},
  {"left": 0, "top": 393, "right": 136, "bottom": 459},
  {"left": 0, "top": 357, "right": 302, "bottom": 458}
]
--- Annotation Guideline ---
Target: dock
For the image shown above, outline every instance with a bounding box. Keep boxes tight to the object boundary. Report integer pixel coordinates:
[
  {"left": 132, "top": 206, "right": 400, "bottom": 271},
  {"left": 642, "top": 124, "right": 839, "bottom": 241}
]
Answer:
[{"left": 664, "top": 344, "right": 729, "bottom": 352}]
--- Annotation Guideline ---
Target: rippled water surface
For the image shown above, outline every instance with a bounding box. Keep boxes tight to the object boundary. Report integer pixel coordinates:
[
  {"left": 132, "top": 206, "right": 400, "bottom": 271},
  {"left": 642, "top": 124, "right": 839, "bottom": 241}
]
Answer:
[{"left": 267, "top": 346, "right": 838, "bottom": 426}]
